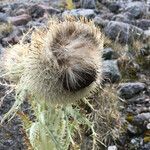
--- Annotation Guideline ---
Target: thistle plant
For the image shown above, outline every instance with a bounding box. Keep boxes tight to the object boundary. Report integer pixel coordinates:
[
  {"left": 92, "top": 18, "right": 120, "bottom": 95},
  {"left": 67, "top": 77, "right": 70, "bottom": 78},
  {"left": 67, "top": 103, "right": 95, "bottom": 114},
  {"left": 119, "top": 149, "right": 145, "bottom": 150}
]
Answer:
[{"left": 0, "top": 17, "right": 121, "bottom": 150}]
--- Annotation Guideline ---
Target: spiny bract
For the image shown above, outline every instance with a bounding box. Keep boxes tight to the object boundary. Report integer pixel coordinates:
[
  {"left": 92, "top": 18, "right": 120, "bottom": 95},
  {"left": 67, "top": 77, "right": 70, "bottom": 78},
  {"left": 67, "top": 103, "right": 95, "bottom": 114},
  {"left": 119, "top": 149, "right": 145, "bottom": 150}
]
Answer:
[{"left": 2, "top": 17, "right": 104, "bottom": 104}]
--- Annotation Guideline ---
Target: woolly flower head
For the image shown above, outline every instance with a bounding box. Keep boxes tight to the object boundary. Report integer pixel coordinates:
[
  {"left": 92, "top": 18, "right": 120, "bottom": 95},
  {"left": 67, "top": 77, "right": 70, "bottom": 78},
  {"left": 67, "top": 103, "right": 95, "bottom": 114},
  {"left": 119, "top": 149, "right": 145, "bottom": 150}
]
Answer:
[{"left": 3, "top": 17, "right": 104, "bottom": 104}]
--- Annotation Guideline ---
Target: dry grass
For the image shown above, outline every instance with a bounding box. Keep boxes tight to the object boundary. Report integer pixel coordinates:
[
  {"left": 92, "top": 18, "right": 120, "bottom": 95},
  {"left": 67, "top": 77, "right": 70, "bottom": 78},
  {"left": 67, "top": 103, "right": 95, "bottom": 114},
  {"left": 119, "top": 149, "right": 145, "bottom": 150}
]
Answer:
[
  {"left": 103, "top": 32, "right": 149, "bottom": 81},
  {"left": 84, "top": 85, "right": 123, "bottom": 149}
]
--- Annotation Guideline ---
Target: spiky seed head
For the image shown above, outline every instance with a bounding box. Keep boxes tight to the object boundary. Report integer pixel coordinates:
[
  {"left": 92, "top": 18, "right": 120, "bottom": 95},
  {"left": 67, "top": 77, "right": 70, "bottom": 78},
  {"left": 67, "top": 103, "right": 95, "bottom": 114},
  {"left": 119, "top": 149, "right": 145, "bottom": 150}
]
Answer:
[{"left": 2, "top": 17, "right": 104, "bottom": 104}]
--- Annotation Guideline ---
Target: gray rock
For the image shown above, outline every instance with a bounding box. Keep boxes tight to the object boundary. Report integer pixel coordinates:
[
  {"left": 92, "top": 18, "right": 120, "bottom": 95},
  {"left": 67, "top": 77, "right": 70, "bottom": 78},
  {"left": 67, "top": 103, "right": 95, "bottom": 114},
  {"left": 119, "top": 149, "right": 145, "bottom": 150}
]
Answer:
[
  {"left": 102, "top": 48, "right": 118, "bottom": 60},
  {"left": 124, "top": 2, "right": 147, "bottom": 19},
  {"left": 140, "top": 46, "right": 150, "bottom": 56},
  {"left": 127, "top": 95, "right": 150, "bottom": 104},
  {"left": 63, "top": 9, "right": 96, "bottom": 19},
  {"left": 8, "top": 3, "right": 29, "bottom": 17},
  {"left": 144, "top": 30, "right": 150, "bottom": 40},
  {"left": 100, "top": 13, "right": 114, "bottom": 20},
  {"left": 102, "top": 60, "right": 121, "bottom": 83},
  {"left": 29, "top": 4, "right": 60, "bottom": 18},
  {"left": 108, "top": 2, "right": 121, "bottom": 14},
  {"left": 0, "top": 13, "right": 8, "bottom": 22},
  {"left": 10, "top": 2, "right": 20, "bottom": 10},
  {"left": 28, "top": 4, "right": 46, "bottom": 18},
  {"left": 80, "top": 0, "right": 96, "bottom": 9},
  {"left": 94, "top": 16, "right": 108, "bottom": 28},
  {"left": 108, "top": 145, "right": 117, "bottom": 150},
  {"left": 8, "top": 14, "right": 31, "bottom": 26},
  {"left": 130, "top": 138, "right": 142, "bottom": 149},
  {"left": 0, "top": 4, "right": 11, "bottom": 14},
  {"left": 112, "top": 13, "right": 134, "bottom": 24},
  {"left": 2, "top": 35, "right": 20, "bottom": 46},
  {"left": 26, "top": 21, "right": 45, "bottom": 28},
  {"left": 134, "top": 113, "right": 150, "bottom": 125},
  {"left": 1, "top": 26, "right": 26, "bottom": 46},
  {"left": 136, "top": 19, "right": 150, "bottom": 31},
  {"left": 118, "top": 82, "right": 146, "bottom": 99},
  {"left": 0, "top": 44, "right": 4, "bottom": 54},
  {"left": 142, "top": 143, "right": 150, "bottom": 150},
  {"left": 146, "top": 123, "right": 150, "bottom": 130},
  {"left": 15, "top": 8, "right": 27, "bottom": 16},
  {"left": 104, "top": 21, "right": 144, "bottom": 44},
  {"left": 127, "top": 124, "right": 138, "bottom": 135}
]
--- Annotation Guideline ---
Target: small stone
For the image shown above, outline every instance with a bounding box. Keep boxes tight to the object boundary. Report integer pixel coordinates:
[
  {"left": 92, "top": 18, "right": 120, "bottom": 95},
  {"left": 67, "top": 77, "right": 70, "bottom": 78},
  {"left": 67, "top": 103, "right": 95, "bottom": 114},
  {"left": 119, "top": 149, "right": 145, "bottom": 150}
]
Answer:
[
  {"left": 0, "top": 4, "right": 11, "bottom": 14},
  {"left": 102, "top": 60, "right": 121, "bottom": 83},
  {"left": 2, "top": 26, "right": 25, "bottom": 46},
  {"left": 0, "top": 12, "right": 8, "bottom": 22},
  {"left": 140, "top": 47, "right": 150, "bottom": 56},
  {"left": 102, "top": 48, "right": 113, "bottom": 60},
  {"left": 108, "top": 145, "right": 117, "bottom": 150},
  {"left": 134, "top": 113, "right": 150, "bottom": 125},
  {"left": 63, "top": 9, "right": 96, "bottom": 19},
  {"left": 108, "top": 2, "right": 121, "bottom": 14},
  {"left": 26, "top": 21, "right": 45, "bottom": 28},
  {"left": 146, "top": 123, "right": 150, "bottom": 129},
  {"left": 0, "top": 44, "right": 4, "bottom": 54},
  {"left": 112, "top": 13, "right": 134, "bottom": 24},
  {"left": 118, "top": 82, "right": 146, "bottom": 99},
  {"left": 100, "top": 13, "right": 114, "bottom": 20},
  {"left": 2, "top": 35, "right": 20, "bottom": 46},
  {"left": 143, "top": 143, "right": 150, "bottom": 150},
  {"left": 130, "top": 138, "right": 141, "bottom": 148},
  {"left": 102, "top": 48, "right": 118, "bottom": 60},
  {"left": 94, "top": 16, "right": 108, "bottom": 28},
  {"left": 127, "top": 124, "right": 138, "bottom": 135},
  {"left": 144, "top": 30, "right": 150, "bottom": 40},
  {"left": 8, "top": 14, "right": 31, "bottom": 26},
  {"left": 136, "top": 19, "right": 150, "bottom": 30},
  {"left": 3, "top": 140, "right": 13, "bottom": 146},
  {"left": 127, "top": 95, "right": 150, "bottom": 104},
  {"left": 15, "top": 8, "right": 27, "bottom": 16},
  {"left": 29, "top": 4, "right": 60, "bottom": 18}
]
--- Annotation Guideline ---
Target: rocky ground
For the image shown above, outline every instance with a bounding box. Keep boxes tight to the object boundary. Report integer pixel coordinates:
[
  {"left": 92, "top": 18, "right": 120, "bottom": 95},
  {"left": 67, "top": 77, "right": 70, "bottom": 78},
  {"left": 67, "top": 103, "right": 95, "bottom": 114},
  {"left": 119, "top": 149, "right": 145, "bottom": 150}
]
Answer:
[{"left": 0, "top": 0, "right": 150, "bottom": 150}]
